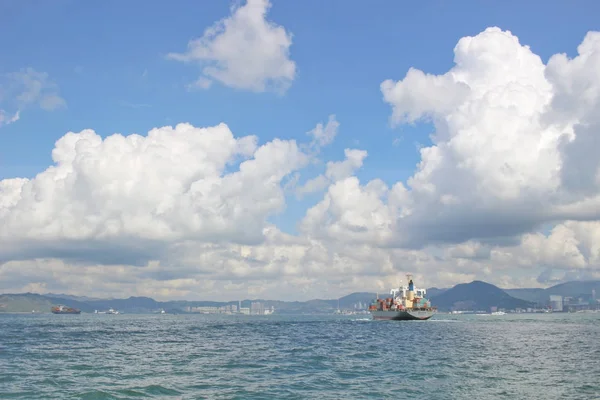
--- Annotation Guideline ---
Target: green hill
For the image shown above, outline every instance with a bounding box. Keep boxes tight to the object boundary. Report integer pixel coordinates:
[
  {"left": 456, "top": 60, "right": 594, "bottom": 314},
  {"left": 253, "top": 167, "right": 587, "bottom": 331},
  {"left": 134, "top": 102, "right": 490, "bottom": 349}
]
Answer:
[
  {"left": 0, "top": 293, "right": 56, "bottom": 313},
  {"left": 503, "top": 288, "right": 546, "bottom": 303},
  {"left": 430, "top": 281, "right": 534, "bottom": 312},
  {"left": 545, "top": 280, "right": 600, "bottom": 299},
  {"left": 504, "top": 280, "right": 600, "bottom": 304}
]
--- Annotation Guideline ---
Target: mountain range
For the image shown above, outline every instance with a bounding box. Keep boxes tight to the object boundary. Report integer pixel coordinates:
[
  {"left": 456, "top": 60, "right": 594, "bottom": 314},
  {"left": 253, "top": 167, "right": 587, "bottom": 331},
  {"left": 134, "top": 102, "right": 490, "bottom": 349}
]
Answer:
[
  {"left": 429, "top": 281, "right": 534, "bottom": 311},
  {"left": 504, "top": 280, "right": 600, "bottom": 304},
  {"left": 1, "top": 280, "right": 598, "bottom": 314}
]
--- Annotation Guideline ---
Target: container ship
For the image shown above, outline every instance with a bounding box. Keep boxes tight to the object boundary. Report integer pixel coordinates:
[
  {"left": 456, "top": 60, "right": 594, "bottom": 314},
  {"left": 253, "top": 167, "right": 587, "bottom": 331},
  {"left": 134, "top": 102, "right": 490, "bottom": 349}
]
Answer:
[
  {"left": 51, "top": 305, "right": 81, "bottom": 314},
  {"left": 369, "top": 274, "right": 436, "bottom": 321}
]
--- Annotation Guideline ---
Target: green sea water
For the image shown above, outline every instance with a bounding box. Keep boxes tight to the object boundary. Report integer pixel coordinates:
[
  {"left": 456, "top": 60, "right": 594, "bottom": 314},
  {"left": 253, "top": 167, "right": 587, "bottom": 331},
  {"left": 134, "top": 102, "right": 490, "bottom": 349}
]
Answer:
[{"left": 1, "top": 312, "right": 598, "bottom": 399}]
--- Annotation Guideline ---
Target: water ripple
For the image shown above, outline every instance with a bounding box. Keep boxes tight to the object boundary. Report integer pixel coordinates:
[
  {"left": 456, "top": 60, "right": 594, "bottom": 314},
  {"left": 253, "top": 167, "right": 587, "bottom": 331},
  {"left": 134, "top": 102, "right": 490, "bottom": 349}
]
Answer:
[{"left": 0, "top": 313, "right": 599, "bottom": 399}]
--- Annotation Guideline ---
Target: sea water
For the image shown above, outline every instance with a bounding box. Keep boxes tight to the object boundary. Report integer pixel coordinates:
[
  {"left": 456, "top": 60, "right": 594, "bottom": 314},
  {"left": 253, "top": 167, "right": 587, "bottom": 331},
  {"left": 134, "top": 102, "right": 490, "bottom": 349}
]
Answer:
[{"left": 1, "top": 313, "right": 598, "bottom": 399}]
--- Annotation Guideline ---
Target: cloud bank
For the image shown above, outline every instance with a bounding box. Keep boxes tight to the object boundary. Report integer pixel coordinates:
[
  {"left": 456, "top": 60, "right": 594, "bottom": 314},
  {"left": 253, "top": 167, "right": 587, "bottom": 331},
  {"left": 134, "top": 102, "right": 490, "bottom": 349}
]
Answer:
[{"left": 2, "top": 27, "right": 600, "bottom": 300}]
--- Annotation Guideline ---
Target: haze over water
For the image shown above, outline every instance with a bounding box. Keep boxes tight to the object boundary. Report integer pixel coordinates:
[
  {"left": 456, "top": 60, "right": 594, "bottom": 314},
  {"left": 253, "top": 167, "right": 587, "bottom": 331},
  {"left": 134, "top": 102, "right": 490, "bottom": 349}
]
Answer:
[{"left": 1, "top": 313, "right": 598, "bottom": 399}]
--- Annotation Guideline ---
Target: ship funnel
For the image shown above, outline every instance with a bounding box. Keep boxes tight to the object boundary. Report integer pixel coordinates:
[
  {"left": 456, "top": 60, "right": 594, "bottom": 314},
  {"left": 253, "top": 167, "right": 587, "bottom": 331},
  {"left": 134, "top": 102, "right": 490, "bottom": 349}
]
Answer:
[{"left": 406, "top": 274, "right": 414, "bottom": 302}]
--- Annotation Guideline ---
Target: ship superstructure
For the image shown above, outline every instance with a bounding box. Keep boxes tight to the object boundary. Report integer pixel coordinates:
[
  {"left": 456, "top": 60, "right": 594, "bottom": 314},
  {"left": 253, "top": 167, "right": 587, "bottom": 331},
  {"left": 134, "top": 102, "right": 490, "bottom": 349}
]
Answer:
[{"left": 369, "top": 274, "right": 436, "bottom": 321}]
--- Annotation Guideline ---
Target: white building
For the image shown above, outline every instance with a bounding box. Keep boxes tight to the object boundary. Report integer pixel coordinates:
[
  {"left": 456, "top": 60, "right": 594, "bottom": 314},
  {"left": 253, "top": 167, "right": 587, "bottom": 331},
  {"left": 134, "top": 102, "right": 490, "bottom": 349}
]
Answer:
[{"left": 549, "top": 295, "right": 563, "bottom": 312}]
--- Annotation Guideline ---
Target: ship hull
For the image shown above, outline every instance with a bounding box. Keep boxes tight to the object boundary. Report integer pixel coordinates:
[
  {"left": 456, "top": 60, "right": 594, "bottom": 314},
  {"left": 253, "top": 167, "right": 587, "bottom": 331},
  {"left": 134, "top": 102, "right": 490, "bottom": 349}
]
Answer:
[
  {"left": 370, "top": 309, "right": 435, "bottom": 321},
  {"left": 51, "top": 310, "right": 81, "bottom": 314}
]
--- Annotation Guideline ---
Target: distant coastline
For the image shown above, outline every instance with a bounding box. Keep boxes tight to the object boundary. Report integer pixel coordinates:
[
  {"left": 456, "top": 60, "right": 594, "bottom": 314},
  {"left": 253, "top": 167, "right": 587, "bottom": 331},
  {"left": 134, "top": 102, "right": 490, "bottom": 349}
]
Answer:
[{"left": 1, "top": 279, "right": 599, "bottom": 315}]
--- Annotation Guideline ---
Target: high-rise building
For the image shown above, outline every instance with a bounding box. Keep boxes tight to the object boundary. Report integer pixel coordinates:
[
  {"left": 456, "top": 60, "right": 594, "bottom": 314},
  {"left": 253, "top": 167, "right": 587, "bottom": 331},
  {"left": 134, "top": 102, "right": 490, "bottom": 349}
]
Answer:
[
  {"left": 549, "top": 295, "right": 563, "bottom": 311},
  {"left": 250, "top": 302, "right": 265, "bottom": 315}
]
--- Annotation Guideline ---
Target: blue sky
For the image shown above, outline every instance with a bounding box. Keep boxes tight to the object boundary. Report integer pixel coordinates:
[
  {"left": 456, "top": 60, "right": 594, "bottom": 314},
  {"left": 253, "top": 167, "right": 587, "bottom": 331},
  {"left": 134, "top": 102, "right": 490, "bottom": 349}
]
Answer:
[
  {"left": 1, "top": 0, "right": 600, "bottom": 299},
  {"left": 2, "top": 0, "right": 598, "bottom": 235}
]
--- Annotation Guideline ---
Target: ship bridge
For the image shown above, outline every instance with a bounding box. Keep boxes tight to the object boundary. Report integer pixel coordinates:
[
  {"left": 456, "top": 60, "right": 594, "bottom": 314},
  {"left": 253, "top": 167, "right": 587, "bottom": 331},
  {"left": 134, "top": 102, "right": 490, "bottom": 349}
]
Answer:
[
  {"left": 390, "top": 275, "right": 427, "bottom": 299},
  {"left": 391, "top": 286, "right": 427, "bottom": 299}
]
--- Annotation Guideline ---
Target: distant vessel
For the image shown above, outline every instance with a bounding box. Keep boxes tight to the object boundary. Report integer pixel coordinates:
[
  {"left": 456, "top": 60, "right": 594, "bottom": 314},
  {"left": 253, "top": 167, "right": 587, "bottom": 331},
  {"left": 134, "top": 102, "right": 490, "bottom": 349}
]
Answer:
[
  {"left": 95, "top": 308, "right": 119, "bottom": 314},
  {"left": 491, "top": 311, "right": 506, "bottom": 315},
  {"left": 369, "top": 275, "right": 436, "bottom": 321},
  {"left": 51, "top": 305, "right": 81, "bottom": 314}
]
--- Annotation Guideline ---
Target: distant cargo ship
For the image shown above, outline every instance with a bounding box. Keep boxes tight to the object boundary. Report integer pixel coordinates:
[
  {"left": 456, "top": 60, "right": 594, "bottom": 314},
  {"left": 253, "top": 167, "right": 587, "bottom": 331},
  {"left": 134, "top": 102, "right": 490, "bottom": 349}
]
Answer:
[
  {"left": 51, "top": 305, "right": 81, "bottom": 314},
  {"left": 369, "top": 275, "right": 436, "bottom": 321}
]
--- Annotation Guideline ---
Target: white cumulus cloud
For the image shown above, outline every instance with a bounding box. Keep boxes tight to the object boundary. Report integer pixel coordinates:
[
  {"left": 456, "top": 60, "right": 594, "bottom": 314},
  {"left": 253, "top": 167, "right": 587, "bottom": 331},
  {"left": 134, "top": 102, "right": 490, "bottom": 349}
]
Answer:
[
  {"left": 168, "top": 0, "right": 295, "bottom": 93},
  {"left": 304, "top": 27, "right": 600, "bottom": 249},
  {"left": 0, "top": 122, "right": 307, "bottom": 266},
  {"left": 296, "top": 148, "right": 367, "bottom": 197},
  {"left": 298, "top": 27, "right": 600, "bottom": 289}
]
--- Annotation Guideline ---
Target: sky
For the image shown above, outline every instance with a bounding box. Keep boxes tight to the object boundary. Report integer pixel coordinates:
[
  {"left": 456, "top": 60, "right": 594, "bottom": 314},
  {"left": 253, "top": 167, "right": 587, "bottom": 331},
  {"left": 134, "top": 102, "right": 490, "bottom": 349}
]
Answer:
[{"left": 1, "top": 0, "right": 600, "bottom": 301}]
